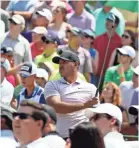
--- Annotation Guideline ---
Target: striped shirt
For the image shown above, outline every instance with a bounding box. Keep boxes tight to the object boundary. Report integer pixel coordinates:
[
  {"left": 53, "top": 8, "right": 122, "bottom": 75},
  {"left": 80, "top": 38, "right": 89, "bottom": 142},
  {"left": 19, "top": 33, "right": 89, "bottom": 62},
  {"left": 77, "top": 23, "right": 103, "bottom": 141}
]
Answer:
[{"left": 17, "top": 85, "right": 46, "bottom": 105}]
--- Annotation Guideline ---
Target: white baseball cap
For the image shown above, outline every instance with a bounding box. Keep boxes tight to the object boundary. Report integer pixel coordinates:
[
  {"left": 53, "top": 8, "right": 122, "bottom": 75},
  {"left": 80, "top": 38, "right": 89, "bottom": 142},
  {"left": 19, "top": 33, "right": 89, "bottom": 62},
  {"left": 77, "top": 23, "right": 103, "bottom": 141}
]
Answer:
[
  {"left": 9, "top": 14, "right": 25, "bottom": 28},
  {"left": 117, "top": 45, "right": 136, "bottom": 59},
  {"left": 32, "top": 26, "right": 48, "bottom": 35},
  {"left": 132, "top": 65, "right": 139, "bottom": 75},
  {"left": 0, "top": 58, "right": 11, "bottom": 72},
  {"left": 36, "top": 68, "right": 49, "bottom": 81},
  {"left": 85, "top": 103, "right": 123, "bottom": 125},
  {"left": 36, "top": 8, "right": 52, "bottom": 22}
]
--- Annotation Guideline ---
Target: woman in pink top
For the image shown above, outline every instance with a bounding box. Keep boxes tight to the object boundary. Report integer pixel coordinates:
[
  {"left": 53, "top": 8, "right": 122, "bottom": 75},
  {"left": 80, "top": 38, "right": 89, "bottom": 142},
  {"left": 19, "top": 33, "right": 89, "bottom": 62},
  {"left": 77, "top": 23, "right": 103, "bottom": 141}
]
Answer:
[{"left": 30, "top": 26, "right": 47, "bottom": 60}]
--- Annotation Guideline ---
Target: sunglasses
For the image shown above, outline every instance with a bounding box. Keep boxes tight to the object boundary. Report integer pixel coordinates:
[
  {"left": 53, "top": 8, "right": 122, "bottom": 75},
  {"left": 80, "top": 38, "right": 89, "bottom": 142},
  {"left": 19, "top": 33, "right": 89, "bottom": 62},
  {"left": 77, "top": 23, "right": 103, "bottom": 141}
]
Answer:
[
  {"left": 89, "top": 113, "right": 112, "bottom": 121},
  {"left": 84, "top": 35, "right": 94, "bottom": 40},
  {"left": 13, "top": 112, "right": 34, "bottom": 120},
  {"left": 122, "top": 34, "right": 130, "bottom": 39}
]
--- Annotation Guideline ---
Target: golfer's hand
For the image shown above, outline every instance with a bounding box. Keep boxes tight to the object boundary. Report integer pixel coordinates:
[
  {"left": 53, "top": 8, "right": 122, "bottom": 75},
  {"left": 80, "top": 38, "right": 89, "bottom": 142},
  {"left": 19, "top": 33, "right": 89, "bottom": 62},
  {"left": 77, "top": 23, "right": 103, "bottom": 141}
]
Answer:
[{"left": 84, "top": 97, "right": 99, "bottom": 108}]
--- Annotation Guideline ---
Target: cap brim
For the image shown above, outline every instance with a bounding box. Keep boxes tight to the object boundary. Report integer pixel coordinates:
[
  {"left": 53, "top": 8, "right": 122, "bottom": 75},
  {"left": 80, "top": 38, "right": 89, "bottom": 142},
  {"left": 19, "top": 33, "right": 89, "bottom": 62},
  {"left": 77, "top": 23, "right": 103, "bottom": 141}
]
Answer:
[
  {"left": 9, "top": 18, "right": 20, "bottom": 24},
  {"left": 117, "top": 48, "right": 127, "bottom": 55},
  {"left": 36, "top": 11, "right": 45, "bottom": 17},
  {"left": 52, "top": 56, "right": 70, "bottom": 64}
]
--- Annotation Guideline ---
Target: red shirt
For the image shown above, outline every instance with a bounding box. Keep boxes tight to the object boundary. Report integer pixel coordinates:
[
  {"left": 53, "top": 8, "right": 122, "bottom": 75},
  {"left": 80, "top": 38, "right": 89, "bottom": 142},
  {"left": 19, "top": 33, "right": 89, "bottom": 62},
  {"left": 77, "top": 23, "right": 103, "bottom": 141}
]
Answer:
[
  {"left": 30, "top": 42, "right": 44, "bottom": 60},
  {"left": 94, "top": 32, "right": 122, "bottom": 75},
  {"left": 6, "top": 75, "right": 16, "bottom": 87}
]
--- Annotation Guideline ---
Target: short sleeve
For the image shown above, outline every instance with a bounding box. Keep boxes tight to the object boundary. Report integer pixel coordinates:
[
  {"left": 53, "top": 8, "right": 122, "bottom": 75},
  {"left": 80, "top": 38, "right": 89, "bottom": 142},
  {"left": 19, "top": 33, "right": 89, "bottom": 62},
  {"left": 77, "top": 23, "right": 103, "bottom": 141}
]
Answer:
[{"left": 44, "top": 81, "right": 60, "bottom": 99}]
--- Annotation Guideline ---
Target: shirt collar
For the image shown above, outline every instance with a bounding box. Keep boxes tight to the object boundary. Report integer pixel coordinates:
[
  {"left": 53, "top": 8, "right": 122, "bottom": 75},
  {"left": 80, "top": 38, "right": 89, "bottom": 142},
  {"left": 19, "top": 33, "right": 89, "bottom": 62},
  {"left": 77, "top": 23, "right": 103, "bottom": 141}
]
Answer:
[
  {"left": 6, "top": 32, "right": 21, "bottom": 41},
  {"left": 23, "top": 85, "right": 39, "bottom": 98},
  {"left": 68, "top": 45, "right": 80, "bottom": 54},
  {"left": 60, "top": 77, "right": 82, "bottom": 84},
  {"left": 73, "top": 9, "right": 86, "bottom": 17}
]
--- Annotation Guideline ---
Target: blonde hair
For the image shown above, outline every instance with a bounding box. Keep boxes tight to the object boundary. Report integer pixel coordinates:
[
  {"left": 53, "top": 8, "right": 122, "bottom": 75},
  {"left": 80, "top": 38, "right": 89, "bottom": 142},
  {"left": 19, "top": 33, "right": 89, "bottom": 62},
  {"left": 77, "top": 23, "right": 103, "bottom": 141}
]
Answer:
[{"left": 100, "top": 82, "right": 122, "bottom": 106}]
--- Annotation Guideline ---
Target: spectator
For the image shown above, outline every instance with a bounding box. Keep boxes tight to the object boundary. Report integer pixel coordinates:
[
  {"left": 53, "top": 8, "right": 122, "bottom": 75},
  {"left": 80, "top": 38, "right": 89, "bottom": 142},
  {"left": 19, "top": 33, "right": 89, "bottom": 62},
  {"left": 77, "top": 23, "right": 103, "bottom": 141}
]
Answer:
[
  {"left": 6, "top": 0, "right": 38, "bottom": 20},
  {"left": 104, "top": 46, "right": 136, "bottom": 86},
  {"left": 66, "top": 122, "right": 105, "bottom": 148},
  {"left": 12, "top": 100, "right": 50, "bottom": 147},
  {"left": 58, "top": 27, "right": 93, "bottom": 82},
  {"left": 48, "top": 6, "right": 71, "bottom": 45},
  {"left": 100, "top": 82, "right": 129, "bottom": 127},
  {"left": 120, "top": 65, "right": 139, "bottom": 124},
  {"left": 0, "top": 58, "right": 14, "bottom": 106},
  {"left": 36, "top": 68, "right": 49, "bottom": 88},
  {"left": 31, "top": 26, "right": 48, "bottom": 60},
  {"left": 94, "top": 6, "right": 125, "bottom": 36},
  {"left": 0, "top": 20, "right": 5, "bottom": 34},
  {"left": 86, "top": 103, "right": 131, "bottom": 148},
  {"left": 35, "top": 33, "right": 59, "bottom": 71},
  {"left": 67, "top": 1, "right": 96, "bottom": 31},
  {"left": 0, "top": 8, "right": 10, "bottom": 32},
  {"left": 110, "top": 30, "right": 138, "bottom": 67},
  {"left": 81, "top": 29, "right": 99, "bottom": 85},
  {"left": 94, "top": 13, "right": 122, "bottom": 81},
  {"left": 34, "top": 8, "right": 52, "bottom": 28},
  {"left": 1, "top": 46, "right": 16, "bottom": 87},
  {"left": 44, "top": 50, "right": 99, "bottom": 139},
  {"left": 0, "top": 103, "right": 17, "bottom": 148},
  {"left": 42, "top": 104, "right": 66, "bottom": 148},
  {"left": 1, "top": 14, "right": 32, "bottom": 65},
  {"left": 16, "top": 62, "right": 46, "bottom": 107}
]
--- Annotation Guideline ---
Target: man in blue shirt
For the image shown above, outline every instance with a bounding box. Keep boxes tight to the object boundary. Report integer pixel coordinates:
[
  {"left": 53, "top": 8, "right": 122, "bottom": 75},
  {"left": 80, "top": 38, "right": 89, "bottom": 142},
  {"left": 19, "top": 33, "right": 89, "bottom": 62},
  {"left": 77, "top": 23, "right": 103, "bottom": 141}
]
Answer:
[{"left": 17, "top": 62, "right": 46, "bottom": 107}]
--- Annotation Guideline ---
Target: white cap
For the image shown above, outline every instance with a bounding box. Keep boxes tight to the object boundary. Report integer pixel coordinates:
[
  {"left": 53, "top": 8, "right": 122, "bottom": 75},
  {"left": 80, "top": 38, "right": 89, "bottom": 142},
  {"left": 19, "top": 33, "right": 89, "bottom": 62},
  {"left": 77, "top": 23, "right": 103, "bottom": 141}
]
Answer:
[
  {"left": 32, "top": 26, "right": 48, "bottom": 35},
  {"left": 37, "top": 8, "right": 52, "bottom": 22},
  {"left": 9, "top": 14, "right": 25, "bottom": 28},
  {"left": 117, "top": 45, "right": 136, "bottom": 59},
  {"left": 85, "top": 103, "right": 123, "bottom": 125},
  {"left": 36, "top": 68, "right": 49, "bottom": 81},
  {"left": 132, "top": 65, "right": 139, "bottom": 75},
  {"left": 0, "top": 58, "right": 11, "bottom": 72}
]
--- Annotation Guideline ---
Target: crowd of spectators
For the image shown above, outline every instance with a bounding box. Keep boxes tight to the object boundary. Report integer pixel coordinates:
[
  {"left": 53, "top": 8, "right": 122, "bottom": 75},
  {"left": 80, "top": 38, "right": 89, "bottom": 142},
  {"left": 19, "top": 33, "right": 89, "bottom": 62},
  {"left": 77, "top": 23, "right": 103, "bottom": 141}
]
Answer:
[{"left": 0, "top": 0, "right": 138, "bottom": 148}]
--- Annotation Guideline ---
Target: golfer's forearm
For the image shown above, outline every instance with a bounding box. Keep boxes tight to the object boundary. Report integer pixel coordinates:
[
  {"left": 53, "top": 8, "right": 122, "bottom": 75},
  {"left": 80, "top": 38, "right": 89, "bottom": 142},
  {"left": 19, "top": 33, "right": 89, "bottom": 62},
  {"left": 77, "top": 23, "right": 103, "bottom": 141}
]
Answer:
[{"left": 48, "top": 101, "right": 85, "bottom": 114}]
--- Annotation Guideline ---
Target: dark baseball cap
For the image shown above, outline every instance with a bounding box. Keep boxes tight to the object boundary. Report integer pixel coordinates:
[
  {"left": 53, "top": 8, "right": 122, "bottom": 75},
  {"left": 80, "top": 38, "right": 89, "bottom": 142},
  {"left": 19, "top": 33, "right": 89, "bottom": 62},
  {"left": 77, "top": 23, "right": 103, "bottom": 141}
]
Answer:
[
  {"left": 52, "top": 50, "right": 80, "bottom": 64},
  {"left": 41, "top": 33, "right": 59, "bottom": 44},
  {"left": 42, "top": 104, "right": 57, "bottom": 123},
  {"left": 1, "top": 46, "right": 13, "bottom": 56}
]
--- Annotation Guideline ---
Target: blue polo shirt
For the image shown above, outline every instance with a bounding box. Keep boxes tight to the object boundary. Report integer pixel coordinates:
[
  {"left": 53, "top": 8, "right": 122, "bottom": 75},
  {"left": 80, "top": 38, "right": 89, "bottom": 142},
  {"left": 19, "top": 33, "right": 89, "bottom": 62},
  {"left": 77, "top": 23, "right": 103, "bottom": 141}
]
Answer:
[{"left": 17, "top": 85, "right": 46, "bottom": 105}]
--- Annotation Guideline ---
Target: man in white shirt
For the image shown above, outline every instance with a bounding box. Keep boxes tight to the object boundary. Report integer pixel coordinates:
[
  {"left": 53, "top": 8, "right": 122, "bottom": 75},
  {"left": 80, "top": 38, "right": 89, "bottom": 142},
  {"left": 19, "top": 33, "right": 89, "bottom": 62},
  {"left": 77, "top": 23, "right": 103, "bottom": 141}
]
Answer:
[
  {"left": 0, "top": 58, "right": 14, "bottom": 106},
  {"left": 120, "top": 65, "right": 139, "bottom": 124},
  {"left": 12, "top": 100, "right": 50, "bottom": 148},
  {"left": 86, "top": 103, "right": 131, "bottom": 148},
  {"left": 44, "top": 50, "right": 99, "bottom": 139}
]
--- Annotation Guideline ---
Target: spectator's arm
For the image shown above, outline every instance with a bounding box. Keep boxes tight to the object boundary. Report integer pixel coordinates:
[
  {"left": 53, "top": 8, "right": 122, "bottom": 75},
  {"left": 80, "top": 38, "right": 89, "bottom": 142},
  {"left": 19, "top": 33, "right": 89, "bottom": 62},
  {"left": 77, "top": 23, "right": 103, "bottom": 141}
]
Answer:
[
  {"left": 83, "top": 51, "right": 93, "bottom": 83},
  {"left": 10, "top": 98, "right": 17, "bottom": 109},
  {"left": 122, "top": 110, "right": 130, "bottom": 128},
  {"left": 9, "top": 11, "right": 33, "bottom": 20},
  {"left": 92, "top": 50, "right": 99, "bottom": 75},
  {"left": 23, "top": 42, "right": 32, "bottom": 63},
  {"left": 109, "top": 50, "right": 116, "bottom": 67}
]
